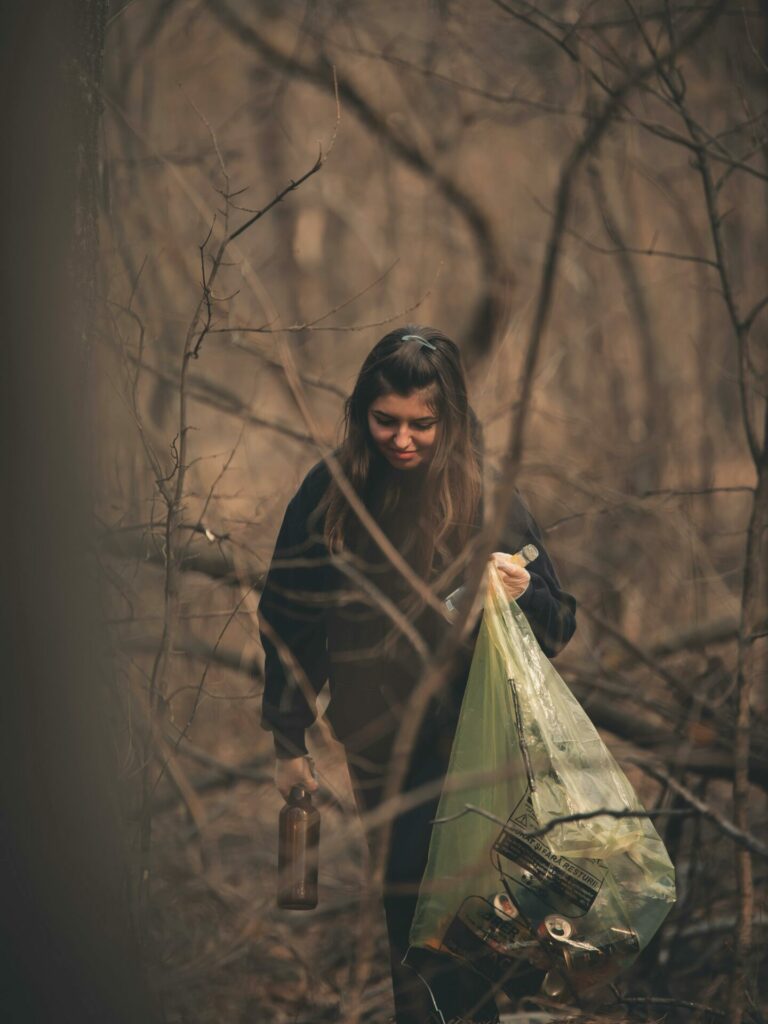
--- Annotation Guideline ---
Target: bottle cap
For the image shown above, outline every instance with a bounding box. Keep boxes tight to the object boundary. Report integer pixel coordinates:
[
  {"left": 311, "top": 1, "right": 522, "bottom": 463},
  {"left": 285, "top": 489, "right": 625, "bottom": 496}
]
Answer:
[{"left": 289, "top": 784, "right": 309, "bottom": 802}]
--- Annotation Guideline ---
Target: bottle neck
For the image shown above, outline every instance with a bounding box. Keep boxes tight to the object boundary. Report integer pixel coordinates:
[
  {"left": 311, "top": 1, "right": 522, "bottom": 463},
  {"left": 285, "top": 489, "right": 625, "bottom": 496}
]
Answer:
[{"left": 288, "top": 784, "right": 312, "bottom": 805}]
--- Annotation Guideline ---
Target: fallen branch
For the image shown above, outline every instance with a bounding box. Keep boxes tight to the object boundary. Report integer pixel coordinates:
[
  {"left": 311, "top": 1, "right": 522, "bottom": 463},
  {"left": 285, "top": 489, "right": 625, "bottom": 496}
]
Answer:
[
  {"left": 121, "top": 633, "right": 263, "bottom": 682},
  {"left": 628, "top": 758, "right": 768, "bottom": 858},
  {"left": 100, "top": 524, "right": 255, "bottom": 585}
]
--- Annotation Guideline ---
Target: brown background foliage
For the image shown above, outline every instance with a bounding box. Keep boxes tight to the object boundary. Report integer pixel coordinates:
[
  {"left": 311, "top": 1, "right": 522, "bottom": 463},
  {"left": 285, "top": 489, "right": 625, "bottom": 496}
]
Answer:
[{"left": 96, "top": 2, "right": 767, "bottom": 1021}]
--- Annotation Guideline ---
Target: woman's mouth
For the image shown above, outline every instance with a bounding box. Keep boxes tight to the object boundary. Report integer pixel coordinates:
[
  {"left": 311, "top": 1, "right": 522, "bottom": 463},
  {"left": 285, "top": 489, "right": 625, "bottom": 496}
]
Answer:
[{"left": 388, "top": 448, "right": 417, "bottom": 461}]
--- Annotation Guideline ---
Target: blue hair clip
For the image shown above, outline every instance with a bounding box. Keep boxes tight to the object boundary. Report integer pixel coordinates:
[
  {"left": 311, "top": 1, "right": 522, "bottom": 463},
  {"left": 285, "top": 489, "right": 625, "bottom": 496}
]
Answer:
[{"left": 402, "top": 333, "right": 437, "bottom": 351}]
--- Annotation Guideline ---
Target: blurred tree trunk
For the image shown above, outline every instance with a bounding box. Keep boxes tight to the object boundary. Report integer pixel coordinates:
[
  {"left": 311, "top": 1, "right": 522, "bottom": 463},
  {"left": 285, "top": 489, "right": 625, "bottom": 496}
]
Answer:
[{"left": 0, "top": 2, "right": 158, "bottom": 1021}]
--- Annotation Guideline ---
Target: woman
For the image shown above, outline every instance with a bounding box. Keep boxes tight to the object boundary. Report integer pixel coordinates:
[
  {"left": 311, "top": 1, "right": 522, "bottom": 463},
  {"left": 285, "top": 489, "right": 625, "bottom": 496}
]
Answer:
[{"left": 259, "top": 326, "right": 576, "bottom": 1024}]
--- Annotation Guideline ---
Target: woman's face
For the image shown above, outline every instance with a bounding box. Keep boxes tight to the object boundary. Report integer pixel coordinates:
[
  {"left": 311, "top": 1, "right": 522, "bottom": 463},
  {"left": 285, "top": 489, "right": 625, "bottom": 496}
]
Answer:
[{"left": 367, "top": 389, "right": 439, "bottom": 470}]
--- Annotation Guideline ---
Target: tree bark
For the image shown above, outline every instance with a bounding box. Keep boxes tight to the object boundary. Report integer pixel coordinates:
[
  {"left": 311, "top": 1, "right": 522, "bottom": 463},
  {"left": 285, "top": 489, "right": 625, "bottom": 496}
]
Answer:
[{"left": 0, "top": 2, "right": 158, "bottom": 1020}]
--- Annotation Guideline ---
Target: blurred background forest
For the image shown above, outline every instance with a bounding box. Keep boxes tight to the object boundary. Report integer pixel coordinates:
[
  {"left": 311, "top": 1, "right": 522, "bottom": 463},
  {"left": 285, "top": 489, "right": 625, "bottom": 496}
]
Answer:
[{"left": 62, "top": 0, "right": 768, "bottom": 1021}]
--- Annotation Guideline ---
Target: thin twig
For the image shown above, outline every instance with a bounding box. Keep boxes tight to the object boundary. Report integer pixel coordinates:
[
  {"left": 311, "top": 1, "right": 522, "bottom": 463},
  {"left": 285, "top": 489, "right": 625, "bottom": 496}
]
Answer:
[
  {"left": 432, "top": 801, "right": 694, "bottom": 833},
  {"left": 614, "top": 991, "right": 726, "bottom": 1018},
  {"left": 227, "top": 70, "right": 340, "bottom": 242}
]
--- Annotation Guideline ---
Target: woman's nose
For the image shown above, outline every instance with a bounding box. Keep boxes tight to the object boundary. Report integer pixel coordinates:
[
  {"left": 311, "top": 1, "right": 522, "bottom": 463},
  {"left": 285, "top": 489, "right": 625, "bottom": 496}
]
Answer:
[{"left": 393, "top": 424, "right": 411, "bottom": 448}]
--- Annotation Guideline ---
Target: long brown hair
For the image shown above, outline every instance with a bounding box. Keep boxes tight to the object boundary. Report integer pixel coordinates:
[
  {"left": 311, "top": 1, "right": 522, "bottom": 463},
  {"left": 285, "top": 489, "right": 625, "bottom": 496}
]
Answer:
[{"left": 321, "top": 325, "right": 482, "bottom": 584}]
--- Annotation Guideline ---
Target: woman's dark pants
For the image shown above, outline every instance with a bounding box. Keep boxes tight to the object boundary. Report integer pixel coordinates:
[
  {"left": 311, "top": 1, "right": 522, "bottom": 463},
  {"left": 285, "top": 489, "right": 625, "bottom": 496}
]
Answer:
[{"left": 345, "top": 728, "right": 501, "bottom": 1024}]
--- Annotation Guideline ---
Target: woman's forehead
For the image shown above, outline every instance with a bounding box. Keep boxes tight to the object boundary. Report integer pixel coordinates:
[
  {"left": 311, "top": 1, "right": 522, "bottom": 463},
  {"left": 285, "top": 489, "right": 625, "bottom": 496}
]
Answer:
[{"left": 369, "top": 388, "right": 437, "bottom": 417}]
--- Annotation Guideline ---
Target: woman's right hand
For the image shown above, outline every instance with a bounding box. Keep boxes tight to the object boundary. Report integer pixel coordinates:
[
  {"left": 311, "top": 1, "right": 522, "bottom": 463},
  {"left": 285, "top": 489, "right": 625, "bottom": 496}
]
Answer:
[
  {"left": 275, "top": 756, "right": 319, "bottom": 800},
  {"left": 491, "top": 551, "right": 531, "bottom": 601}
]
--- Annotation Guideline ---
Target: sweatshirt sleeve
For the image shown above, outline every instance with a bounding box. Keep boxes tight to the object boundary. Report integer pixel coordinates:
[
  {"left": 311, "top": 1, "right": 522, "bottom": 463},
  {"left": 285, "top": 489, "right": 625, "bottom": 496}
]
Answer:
[
  {"left": 258, "top": 469, "right": 330, "bottom": 759},
  {"left": 501, "top": 491, "right": 577, "bottom": 659}
]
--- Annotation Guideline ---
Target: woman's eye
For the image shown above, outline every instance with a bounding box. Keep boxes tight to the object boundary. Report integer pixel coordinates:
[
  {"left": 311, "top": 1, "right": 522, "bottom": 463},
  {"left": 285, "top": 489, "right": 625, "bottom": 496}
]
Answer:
[{"left": 372, "top": 417, "right": 436, "bottom": 429}]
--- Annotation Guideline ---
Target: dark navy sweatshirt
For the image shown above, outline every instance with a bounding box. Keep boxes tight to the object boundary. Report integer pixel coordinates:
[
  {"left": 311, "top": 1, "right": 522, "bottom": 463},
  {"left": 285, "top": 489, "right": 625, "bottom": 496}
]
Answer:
[{"left": 258, "top": 456, "right": 577, "bottom": 759}]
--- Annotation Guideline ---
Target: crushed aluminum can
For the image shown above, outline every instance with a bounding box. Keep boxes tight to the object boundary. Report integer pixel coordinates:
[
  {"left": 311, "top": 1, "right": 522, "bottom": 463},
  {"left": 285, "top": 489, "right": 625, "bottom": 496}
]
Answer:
[
  {"left": 492, "top": 892, "right": 519, "bottom": 920},
  {"left": 540, "top": 915, "right": 573, "bottom": 943},
  {"left": 563, "top": 929, "right": 640, "bottom": 974}
]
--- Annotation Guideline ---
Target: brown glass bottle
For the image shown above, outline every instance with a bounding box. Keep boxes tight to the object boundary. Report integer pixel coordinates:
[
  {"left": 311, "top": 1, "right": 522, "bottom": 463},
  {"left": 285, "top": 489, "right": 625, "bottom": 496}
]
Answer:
[{"left": 277, "top": 784, "right": 320, "bottom": 909}]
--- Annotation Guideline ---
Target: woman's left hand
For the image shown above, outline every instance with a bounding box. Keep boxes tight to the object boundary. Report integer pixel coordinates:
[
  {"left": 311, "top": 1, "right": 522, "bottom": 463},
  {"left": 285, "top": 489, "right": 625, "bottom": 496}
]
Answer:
[{"left": 491, "top": 552, "right": 531, "bottom": 601}]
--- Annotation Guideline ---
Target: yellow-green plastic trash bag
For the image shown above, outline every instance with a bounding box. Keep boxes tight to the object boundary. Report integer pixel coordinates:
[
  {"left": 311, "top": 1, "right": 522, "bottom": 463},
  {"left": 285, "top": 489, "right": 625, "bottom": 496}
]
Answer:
[{"left": 408, "top": 564, "right": 676, "bottom": 997}]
